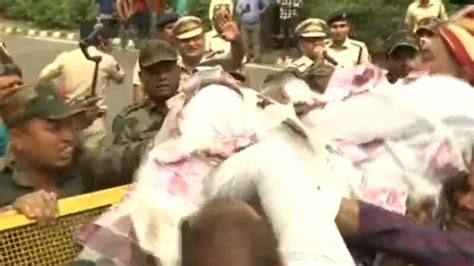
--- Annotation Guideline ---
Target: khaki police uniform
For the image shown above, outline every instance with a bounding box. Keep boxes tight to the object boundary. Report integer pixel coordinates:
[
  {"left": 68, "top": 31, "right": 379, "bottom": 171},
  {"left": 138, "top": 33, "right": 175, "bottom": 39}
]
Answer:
[
  {"left": 405, "top": 0, "right": 448, "bottom": 33},
  {"left": 324, "top": 38, "right": 370, "bottom": 68},
  {"left": 38, "top": 46, "right": 125, "bottom": 151},
  {"left": 290, "top": 18, "right": 332, "bottom": 73},
  {"left": 205, "top": 29, "right": 232, "bottom": 61},
  {"left": 324, "top": 12, "right": 371, "bottom": 68},
  {"left": 173, "top": 16, "right": 242, "bottom": 79}
]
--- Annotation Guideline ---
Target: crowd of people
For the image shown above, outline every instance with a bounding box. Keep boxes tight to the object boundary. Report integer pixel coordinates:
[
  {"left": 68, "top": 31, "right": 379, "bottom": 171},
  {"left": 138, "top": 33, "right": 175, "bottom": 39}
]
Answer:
[{"left": 1, "top": 0, "right": 474, "bottom": 265}]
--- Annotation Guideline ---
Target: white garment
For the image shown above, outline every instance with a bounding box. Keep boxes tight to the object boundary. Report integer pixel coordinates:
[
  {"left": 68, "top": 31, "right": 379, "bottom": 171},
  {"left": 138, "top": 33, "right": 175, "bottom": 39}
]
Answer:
[
  {"left": 303, "top": 75, "right": 474, "bottom": 211},
  {"left": 206, "top": 122, "right": 355, "bottom": 265}
]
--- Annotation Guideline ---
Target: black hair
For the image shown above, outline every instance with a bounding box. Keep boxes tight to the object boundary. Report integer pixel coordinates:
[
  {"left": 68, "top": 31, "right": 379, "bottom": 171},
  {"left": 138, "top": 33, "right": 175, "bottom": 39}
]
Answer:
[{"left": 0, "top": 63, "right": 22, "bottom": 78}]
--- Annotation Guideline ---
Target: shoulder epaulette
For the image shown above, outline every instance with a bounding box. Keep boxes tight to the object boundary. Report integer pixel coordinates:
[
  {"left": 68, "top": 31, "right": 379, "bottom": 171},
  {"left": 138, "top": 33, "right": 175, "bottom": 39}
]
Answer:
[
  {"left": 120, "top": 100, "right": 149, "bottom": 116},
  {"left": 349, "top": 40, "right": 363, "bottom": 49}
]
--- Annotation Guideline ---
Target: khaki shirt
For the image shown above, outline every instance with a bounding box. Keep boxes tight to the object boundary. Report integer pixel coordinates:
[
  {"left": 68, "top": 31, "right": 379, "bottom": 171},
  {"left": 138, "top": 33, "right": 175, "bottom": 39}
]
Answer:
[
  {"left": 290, "top": 55, "right": 315, "bottom": 73},
  {"left": 325, "top": 38, "right": 370, "bottom": 68},
  {"left": 39, "top": 47, "right": 125, "bottom": 108},
  {"left": 405, "top": 0, "right": 448, "bottom": 32},
  {"left": 204, "top": 30, "right": 232, "bottom": 61},
  {"left": 133, "top": 32, "right": 234, "bottom": 88}
]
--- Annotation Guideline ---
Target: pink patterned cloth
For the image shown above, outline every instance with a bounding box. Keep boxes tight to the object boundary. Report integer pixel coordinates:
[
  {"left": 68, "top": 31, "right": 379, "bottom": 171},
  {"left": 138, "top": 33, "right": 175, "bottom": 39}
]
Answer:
[
  {"left": 323, "top": 63, "right": 388, "bottom": 102},
  {"left": 77, "top": 68, "right": 260, "bottom": 265},
  {"left": 311, "top": 75, "right": 474, "bottom": 215}
]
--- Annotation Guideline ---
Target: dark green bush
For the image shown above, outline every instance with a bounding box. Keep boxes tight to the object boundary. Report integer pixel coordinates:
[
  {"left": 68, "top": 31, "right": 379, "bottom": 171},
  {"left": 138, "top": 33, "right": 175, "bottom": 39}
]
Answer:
[
  {"left": 0, "top": 0, "right": 460, "bottom": 42},
  {"left": 0, "top": 0, "right": 96, "bottom": 30}
]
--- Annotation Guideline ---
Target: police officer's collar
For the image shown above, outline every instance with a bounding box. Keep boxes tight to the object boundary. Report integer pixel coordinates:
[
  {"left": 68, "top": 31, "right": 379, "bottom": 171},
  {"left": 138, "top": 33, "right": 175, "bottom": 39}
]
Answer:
[
  {"left": 327, "top": 37, "right": 350, "bottom": 49},
  {"left": 417, "top": 0, "right": 434, "bottom": 7},
  {"left": 207, "top": 29, "right": 221, "bottom": 38}
]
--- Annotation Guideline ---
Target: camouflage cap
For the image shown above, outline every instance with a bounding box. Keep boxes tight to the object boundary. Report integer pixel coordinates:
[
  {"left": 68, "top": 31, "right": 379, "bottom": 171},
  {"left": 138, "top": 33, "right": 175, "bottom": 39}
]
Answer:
[
  {"left": 0, "top": 83, "right": 84, "bottom": 127},
  {"left": 415, "top": 17, "right": 442, "bottom": 35},
  {"left": 295, "top": 18, "right": 327, "bottom": 38},
  {"left": 385, "top": 31, "right": 419, "bottom": 57},
  {"left": 173, "top": 16, "right": 204, "bottom": 40},
  {"left": 139, "top": 39, "right": 178, "bottom": 67}
]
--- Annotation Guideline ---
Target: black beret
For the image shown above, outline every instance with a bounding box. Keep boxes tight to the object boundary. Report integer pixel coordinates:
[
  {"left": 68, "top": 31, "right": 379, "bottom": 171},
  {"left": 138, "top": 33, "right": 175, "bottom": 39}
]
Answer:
[
  {"left": 157, "top": 12, "right": 179, "bottom": 29},
  {"left": 327, "top": 12, "right": 349, "bottom": 25}
]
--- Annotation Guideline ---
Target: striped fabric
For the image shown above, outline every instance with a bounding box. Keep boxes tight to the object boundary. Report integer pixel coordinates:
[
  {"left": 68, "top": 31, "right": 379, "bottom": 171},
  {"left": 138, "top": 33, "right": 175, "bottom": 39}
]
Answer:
[{"left": 440, "top": 7, "right": 474, "bottom": 84}]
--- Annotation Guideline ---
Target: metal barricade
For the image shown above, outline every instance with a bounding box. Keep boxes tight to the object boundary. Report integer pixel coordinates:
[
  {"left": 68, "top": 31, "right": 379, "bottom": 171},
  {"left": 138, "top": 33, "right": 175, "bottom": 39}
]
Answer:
[{"left": 0, "top": 186, "right": 128, "bottom": 266}]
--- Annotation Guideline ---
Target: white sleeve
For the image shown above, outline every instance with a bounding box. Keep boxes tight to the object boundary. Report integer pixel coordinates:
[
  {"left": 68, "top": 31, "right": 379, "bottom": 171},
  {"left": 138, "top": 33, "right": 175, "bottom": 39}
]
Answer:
[{"left": 207, "top": 130, "right": 354, "bottom": 266}]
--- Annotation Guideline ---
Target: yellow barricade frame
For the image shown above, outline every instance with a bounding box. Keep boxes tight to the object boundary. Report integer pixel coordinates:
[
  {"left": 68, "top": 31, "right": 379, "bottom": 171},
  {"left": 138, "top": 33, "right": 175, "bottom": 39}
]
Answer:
[{"left": 0, "top": 185, "right": 128, "bottom": 265}]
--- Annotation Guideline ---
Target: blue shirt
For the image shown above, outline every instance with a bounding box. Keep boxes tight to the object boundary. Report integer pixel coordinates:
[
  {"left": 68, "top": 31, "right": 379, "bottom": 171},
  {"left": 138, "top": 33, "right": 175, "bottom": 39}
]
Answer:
[
  {"left": 96, "top": 0, "right": 116, "bottom": 15},
  {"left": 0, "top": 123, "right": 9, "bottom": 157},
  {"left": 237, "top": 0, "right": 267, "bottom": 24}
]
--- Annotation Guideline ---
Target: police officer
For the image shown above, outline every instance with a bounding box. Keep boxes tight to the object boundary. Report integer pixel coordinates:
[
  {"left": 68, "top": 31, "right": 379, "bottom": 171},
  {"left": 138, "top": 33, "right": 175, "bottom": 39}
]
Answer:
[
  {"left": 290, "top": 18, "right": 333, "bottom": 73},
  {"left": 38, "top": 26, "right": 125, "bottom": 152},
  {"left": 405, "top": 0, "right": 448, "bottom": 33},
  {"left": 325, "top": 12, "right": 371, "bottom": 68},
  {"left": 173, "top": 16, "right": 244, "bottom": 80}
]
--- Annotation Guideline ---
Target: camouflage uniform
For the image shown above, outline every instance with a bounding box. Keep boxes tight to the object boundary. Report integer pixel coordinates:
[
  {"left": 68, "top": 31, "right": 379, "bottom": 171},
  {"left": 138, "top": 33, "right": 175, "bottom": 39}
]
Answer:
[
  {"left": 79, "top": 40, "right": 179, "bottom": 187},
  {"left": 79, "top": 100, "right": 170, "bottom": 190},
  {"left": 0, "top": 83, "right": 88, "bottom": 206}
]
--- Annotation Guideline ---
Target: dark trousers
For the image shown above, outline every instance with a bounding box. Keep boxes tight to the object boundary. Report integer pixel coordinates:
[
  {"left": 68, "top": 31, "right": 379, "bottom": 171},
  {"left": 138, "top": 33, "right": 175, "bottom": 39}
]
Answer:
[
  {"left": 281, "top": 16, "right": 298, "bottom": 56},
  {"left": 132, "top": 10, "right": 151, "bottom": 39}
]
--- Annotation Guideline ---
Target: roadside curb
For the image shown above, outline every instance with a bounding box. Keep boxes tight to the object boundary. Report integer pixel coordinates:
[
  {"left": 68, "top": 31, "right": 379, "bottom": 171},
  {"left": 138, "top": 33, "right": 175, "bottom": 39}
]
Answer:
[
  {"left": 1, "top": 26, "right": 137, "bottom": 49},
  {"left": 0, "top": 26, "right": 284, "bottom": 72},
  {"left": 1, "top": 26, "right": 79, "bottom": 41}
]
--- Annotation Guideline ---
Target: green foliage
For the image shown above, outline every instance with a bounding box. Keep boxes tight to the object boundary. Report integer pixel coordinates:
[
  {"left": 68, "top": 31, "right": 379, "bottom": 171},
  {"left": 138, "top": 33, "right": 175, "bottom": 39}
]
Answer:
[
  {"left": 303, "top": 0, "right": 459, "bottom": 54},
  {"left": 0, "top": 0, "right": 96, "bottom": 30},
  {"left": 0, "top": 0, "right": 461, "bottom": 43}
]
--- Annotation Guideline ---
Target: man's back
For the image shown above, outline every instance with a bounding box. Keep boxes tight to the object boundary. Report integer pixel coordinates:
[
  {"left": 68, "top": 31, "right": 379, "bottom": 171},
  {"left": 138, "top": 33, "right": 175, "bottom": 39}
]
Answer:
[{"left": 39, "top": 47, "right": 123, "bottom": 107}]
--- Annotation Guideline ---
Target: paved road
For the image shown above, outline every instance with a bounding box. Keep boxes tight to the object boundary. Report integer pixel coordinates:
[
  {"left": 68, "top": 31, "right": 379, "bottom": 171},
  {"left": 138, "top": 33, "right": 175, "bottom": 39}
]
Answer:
[
  {"left": 3, "top": 35, "right": 279, "bottom": 140},
  {"left": 3, "top": 35, "right": 137, "bottom": 137}
]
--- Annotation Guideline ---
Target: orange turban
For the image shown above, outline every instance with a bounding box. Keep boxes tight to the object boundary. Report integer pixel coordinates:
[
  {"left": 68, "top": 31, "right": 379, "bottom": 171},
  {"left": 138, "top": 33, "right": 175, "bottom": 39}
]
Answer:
[{"left": 439, "top": 6, "right": 474, "bottom": 84}]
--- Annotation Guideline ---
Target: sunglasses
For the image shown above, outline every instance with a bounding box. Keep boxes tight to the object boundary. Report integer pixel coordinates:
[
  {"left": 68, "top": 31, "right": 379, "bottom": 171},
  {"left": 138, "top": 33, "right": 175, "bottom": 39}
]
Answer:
[{"left": 0, "top": 63, "right": 22, "bottom": 77}]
